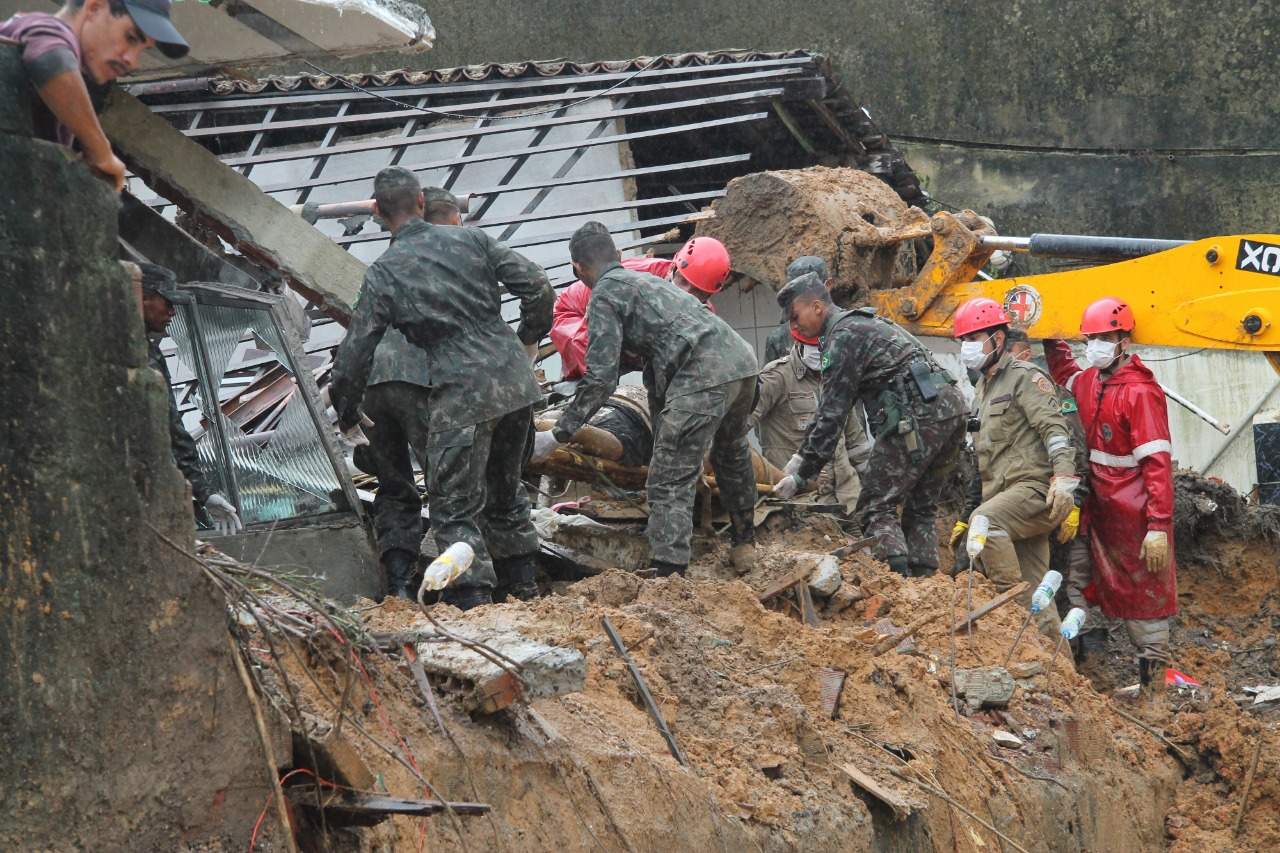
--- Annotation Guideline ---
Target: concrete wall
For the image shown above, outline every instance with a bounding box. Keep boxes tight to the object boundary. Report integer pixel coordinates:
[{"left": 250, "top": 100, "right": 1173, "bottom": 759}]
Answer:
[{"left": 300, "top": 0, "right": 1280, "bottom": 241}]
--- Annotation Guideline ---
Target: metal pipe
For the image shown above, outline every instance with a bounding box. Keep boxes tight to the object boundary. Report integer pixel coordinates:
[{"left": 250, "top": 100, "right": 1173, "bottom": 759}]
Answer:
[
  {"left": 1201, "top": 378, "right": 1280, "bottom": 474},
  {"left": 980, "top": 233, "right": 1190, "bottom": 261},
  {"left": 289, "top": 193, "right": 473, "bottom": 224},
  {"left": 1160, "top": 382, "right": 1232, "bottom": 435}
]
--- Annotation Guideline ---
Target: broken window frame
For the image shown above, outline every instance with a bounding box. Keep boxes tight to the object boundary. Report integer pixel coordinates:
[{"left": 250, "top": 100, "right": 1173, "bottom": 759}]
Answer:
[{"left": 173, "top": 282, "right": 363, "bottom": 531}]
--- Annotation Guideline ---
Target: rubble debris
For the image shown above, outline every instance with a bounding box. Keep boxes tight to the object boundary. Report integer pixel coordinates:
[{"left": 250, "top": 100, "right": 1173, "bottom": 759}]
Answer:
[
  {"left": 1008, "top": 661, "right": 1044, "bottom": 680},
  {"left": 414, "top": 623, "right": 586, "bottom": 715},
  {"left": 872, "top": 610, "right": 943, "bottom": 656},
  {"left": 992, "top": 730, "right": 1024, "bottom": 749},
  {"left": 952, "top": 667, "right": 1016, "bottom": 711},
  {"left": 819, "top": 668, "right": 847, "bottom": 719},
  {"left": 285, "top": 783, "right": 491, "bottom": 826},
  {"left": 839, "top": 762, "right": 920, "bottom": 821},
  {"left": 807, "top": 553, "right": 843, "bottom": 597}
]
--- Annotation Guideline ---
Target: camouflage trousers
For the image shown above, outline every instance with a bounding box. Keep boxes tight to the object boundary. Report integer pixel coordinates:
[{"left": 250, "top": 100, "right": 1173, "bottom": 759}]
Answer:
[
  {"left": 857, "top": 409, "right": 965, "bottom": 572},
  {"left": 647, "top": 376, "right": 757, "bottom": 566},
  {"left": 970, "top": 481, "right": 1062, "bottom": 640},
  {"left": 351, "top": 382, "right": 428, "bottom": 558},
  {"left": 419, "top": 405, "right": 539, "bottom": 591}
]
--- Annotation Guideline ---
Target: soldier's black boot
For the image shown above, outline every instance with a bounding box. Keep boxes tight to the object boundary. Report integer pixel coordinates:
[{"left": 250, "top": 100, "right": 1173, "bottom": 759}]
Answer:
[
  {"left": 908, "top": 562, "right": 936, "bottom": 578},
  {"left": 886, "top": 555, "right": 911, "bottom": 578},
  {"left": 495, "top": 553, "right": 540, "bottom": 601},
  {"left": 442, "top": 585, "right": 493, "bottom": 611},
  {"left": 650, "top": 560, "right": 687, "bottom": 577},
  {"left": 382, "top": 548, "right": 418, "bottom": 600},
  {"left": 728, "top": 510, "right": 757, "bottom": 576}
]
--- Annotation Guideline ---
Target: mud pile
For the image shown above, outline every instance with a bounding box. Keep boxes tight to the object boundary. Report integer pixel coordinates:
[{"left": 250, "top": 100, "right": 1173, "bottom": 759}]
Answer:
[
  {"left": 694, "top": 167, "right": 924, "bottom": 303},
  {"left": 249, "top": 529, "right": 1190, "bottom": 852}
]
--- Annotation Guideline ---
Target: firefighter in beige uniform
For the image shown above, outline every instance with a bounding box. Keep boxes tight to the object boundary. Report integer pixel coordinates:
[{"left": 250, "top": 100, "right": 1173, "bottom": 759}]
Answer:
[
  {"left": 751, "top": 326, "right": 872, "bottom": 512},
  {"left": 954, "top": 298, "right": 1080, "bottom": 639}
]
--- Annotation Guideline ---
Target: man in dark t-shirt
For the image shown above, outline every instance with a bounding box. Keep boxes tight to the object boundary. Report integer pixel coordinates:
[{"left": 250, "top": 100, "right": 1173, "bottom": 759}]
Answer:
[{"left": 1, "top": 0, "right": 188, "bottom": 190}]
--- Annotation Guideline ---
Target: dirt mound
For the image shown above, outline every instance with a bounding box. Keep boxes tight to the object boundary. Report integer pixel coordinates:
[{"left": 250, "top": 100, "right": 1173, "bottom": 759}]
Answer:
[
  {"left": 1175, "top": 469, "right": 1280, "bottom": 564},
  {"left": 247, "top": 541, "right": 1189, "bottom": 852},
  {"left": 694, "top": 167, "right": 924, "bottom": 304}
]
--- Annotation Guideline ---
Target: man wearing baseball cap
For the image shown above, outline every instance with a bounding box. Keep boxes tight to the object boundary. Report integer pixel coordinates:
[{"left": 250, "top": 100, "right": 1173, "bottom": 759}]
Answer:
[{"left": 1, "top": 0, "right": 189, "bottom": 191}]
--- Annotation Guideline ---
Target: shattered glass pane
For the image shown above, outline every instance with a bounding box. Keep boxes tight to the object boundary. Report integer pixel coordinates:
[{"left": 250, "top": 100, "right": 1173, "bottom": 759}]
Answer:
[{"left": 169, "top": 298, "right": 344, "bottom": 528}]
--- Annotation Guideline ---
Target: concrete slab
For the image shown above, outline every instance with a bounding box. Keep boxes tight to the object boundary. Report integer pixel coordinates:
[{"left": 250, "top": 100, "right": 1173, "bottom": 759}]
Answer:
[
  {"left": 100, "top": 91, "right": 368, "bottom": 322},
  {"left": 415, "top": 623, "right": 586, "bottom": 714}
]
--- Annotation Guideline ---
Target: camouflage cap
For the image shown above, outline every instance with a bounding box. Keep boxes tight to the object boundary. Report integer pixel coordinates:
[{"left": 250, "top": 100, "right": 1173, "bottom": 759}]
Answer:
[
  {"left": 785, "top": 255, "right": 828, "bottom": 281},
  {"left": 776, "top": 271, "right": 828, "bottom": 312},
  {"left": 373, "top": 166, "right": 421, "bottom": 197},
  {"left": 422, "top": 186, "right": 459, "bottom": 208},
  {"left": 138, "top": 262, "right": 177, "bottom": 296}
]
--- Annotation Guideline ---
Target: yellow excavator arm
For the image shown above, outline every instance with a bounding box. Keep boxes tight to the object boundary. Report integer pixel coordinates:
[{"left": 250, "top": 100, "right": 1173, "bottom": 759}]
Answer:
[{"left": 869, "top": 219, "right": 1280, "bottom": 374}]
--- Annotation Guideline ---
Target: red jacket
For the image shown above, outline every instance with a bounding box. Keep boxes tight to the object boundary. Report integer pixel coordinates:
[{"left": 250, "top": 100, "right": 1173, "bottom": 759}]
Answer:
[
  {"left": 551, "top": 257, "right": 677, "bottom": 380},
  {"left": 1046, "top": 341, "right": 1177, "bottom": 619}
]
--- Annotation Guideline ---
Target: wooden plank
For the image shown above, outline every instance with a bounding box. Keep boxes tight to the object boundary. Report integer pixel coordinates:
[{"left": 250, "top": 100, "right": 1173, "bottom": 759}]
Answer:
[
  {"left": 797, "top": 581, "right": 821, "bottom": 627},
  {"left": 950, "top": 582, "right": 1029, "bottom": 633},
  {"left": 871, "top": 610, "right": 943, "bottom": 656},
  {"left": 840, "top": 763, "right": 915, "bottom": 821},
  {"left": 758, "top": 563, "right": 817, "bottom": 602}
]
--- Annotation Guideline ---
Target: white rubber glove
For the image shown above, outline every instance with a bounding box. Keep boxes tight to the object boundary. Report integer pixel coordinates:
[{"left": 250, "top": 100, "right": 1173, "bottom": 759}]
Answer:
[
  {"left": 530, "top": 430, "right": 562, "bottom": 463},
  {"left": 782, "top": 453, "right": 803, "bottom": 477},
  {"left": 772, "top": 474, "right": 800, "bottom": 500},
  {"left": 338, "top": 415, "right": 374, "bottom": 451},
  {"left": 966, "top": 514, "right": 990, "bottom": 559},
  {"left": 1046, "top": 475, "right": 1080, "bottom": 525},
  {"left": 205, "top": 493, "right": 243, "bottom": 535},
  {"left": 1139, "top": 530, "right": 1170, "bottom": 573}
]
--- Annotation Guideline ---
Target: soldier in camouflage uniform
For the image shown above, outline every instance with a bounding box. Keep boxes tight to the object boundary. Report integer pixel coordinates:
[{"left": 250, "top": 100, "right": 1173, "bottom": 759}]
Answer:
[
  {"left": 330, "top": 168, "right": 554, "bottom": 610},
  {"left": 751, "top": 325, "right": 872, "bottom": 513},
  {"left": 136, "top": 262, "right": 242, "bottom": 535},
  {"left": 950, "top": 299, "right": 1081, "bottom": 638},
  {"left": 350, "top": 188, "right": 465, "bottom": 599},
  {"left": 763, "top": 256, "right": 830, "bottom": 364},
  {"left": 530, "top": 222, "right": 759, "bottom": 576},
  {"left": 772, "top": 273, "right": 966, "bottom": 577}
]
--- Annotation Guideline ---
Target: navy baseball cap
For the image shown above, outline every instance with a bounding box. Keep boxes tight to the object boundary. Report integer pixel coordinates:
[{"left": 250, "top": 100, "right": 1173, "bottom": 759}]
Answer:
[{"left": 124, "top": 0, "right": 190, "bottom": 59}]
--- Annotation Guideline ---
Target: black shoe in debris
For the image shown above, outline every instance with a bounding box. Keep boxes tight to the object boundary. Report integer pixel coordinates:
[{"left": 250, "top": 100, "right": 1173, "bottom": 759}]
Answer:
[
  {"left": 650, "top": 560, "right": 687, "bottom": 578},
  {"left": 382, "top": 548, "right": 418, "bottom": 600},
  {"left": 442, "top": 585, "right": 493, "bottom": 611},
  {"left": 886, "top": 555, "right": 911, "bottom": 578}
]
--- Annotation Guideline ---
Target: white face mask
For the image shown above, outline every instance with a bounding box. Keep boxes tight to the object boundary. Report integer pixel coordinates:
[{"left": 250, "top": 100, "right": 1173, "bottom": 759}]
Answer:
[
  {"left": 959, "top": 338, "right": 991, "bottom": 370},
  {"left": 1085, "top": 338, "right": 1119, "bottom": 369},
  {"left": 800, "top": 345, "right": 822, "bottom": 372}
]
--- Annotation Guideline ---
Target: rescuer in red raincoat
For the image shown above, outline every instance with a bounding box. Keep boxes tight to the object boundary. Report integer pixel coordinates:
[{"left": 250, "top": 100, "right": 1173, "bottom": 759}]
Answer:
[
  {"left": 1044, "top": 297, "right": 1176, "bottom": 707},
  {"left": 550, "top": 237, "right": 728, "bottom": 380}
]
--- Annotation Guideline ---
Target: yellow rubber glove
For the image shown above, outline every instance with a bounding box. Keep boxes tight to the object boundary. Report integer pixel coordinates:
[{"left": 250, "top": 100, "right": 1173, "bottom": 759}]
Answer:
[
  {"left": 949, "top": 520, "right": 969, "bottom": 547},
  {"left": 1056, "top": 506, "right": 1080, "bottom": 544},
  {"left": 1138, "top": 530, "right": 1170, "bottom": 573}
]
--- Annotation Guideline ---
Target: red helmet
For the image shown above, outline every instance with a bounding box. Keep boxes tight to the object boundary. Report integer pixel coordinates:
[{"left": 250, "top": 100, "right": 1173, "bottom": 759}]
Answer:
[
  {"left": 1080, "top": 297, "right": 1135, "bottom": 335},
  {"left": 952, "top": 297, "right": 1010, "bottom": 338},
  {"left": 672, "top": 237, "right": 730, "bottom": 293},
  {"left": 790, "top": 327, "right": 819, "bottom": 346}
]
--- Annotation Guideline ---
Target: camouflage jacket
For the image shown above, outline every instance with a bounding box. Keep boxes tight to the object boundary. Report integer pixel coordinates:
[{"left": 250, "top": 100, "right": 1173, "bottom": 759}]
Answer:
[
  {"left": 367, "top": 327, "right": 430, "bottom": 388},
  {"left": 751, "top": 346, "right": 872, "bottom": 510},
  {"left": 796, "top": 307, "right": 963, "bottom": 483},
  {"left": 972, "top": 351, "right": 1076, "bottom": 501},
  {"left": 331, "top": 218, "right": 553, "bottom": 432},
  {"left": 553, "top": 261, "right": 757, "bottom": 442},
  {"left": 148, "top": 335, "right": 213, "bottom": 505}
]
